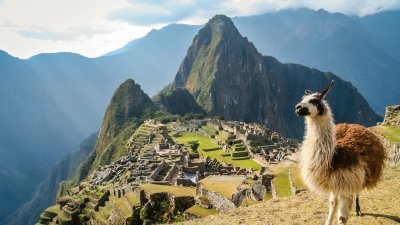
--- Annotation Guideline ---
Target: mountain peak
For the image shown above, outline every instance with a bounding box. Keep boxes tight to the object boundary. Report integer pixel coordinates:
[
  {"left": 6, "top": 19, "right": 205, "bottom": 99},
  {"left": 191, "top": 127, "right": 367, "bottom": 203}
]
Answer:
[
  {"left": 94, "top": 79, "right": 153, "bottom": 160},
  {"left": 208, "top": 14, "right": 235, "bottom": 27},
  {"left": 204, "top": 14, "right": 241, "bottom": 38}
]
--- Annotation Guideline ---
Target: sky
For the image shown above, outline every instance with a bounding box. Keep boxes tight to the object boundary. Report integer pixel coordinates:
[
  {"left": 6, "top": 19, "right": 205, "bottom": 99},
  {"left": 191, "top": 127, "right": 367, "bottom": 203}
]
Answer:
[{"left": 0, "top": 0, "right": 399, "bottom": 59}]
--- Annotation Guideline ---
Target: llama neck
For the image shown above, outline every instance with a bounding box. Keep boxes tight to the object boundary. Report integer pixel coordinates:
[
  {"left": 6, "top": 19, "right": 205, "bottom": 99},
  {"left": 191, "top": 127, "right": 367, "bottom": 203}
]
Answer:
[{"left": 303, "top": 107, "right": 336, "bottom": 169}]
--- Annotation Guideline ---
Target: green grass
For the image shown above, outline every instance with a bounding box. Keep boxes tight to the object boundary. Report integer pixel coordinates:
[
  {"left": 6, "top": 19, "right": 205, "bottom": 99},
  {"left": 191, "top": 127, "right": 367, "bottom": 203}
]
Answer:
[
  {"left": 269, "top": 161, "right": 305, "bottom": 197},
  {"left": 292, "top": 165, "right": 306, "bottom": 190},
  {"left": 113, "top": 197, "right": 132, "bottom": 218},
  {"left": 272, "top": 167, "right": 292, "bottom": 197},
  {"left": 185, "top": 205, "right": 218, "bottom": 217},
  {"left": 140, "top": 183, "right": 196, "bottom": 196},
  {"left": 172, "top": 131, "right": 261, "bottom": 170},
  {"left": 173, "top": 132, "right": 219, "bottom": 151},
  {"left": 264, "top": 192, "right": 273, "bottom": 201},
  {"left": 270, "top": 161, "right": 294, "bottom": 198},
  {"left": 44, "top": 205, "right": 61, "bottom": 215},
  {"left": 125, "top": 192, "right": 140, "bottom": 206},
  {"left": 232, "top": 156, "right": 251, "bottom": 160},
  {"left": 373, "top": 125, "right": 400, "bottom": 142},
  {"left": 199, "top": 175, "right": 246, "bottom": 198}
]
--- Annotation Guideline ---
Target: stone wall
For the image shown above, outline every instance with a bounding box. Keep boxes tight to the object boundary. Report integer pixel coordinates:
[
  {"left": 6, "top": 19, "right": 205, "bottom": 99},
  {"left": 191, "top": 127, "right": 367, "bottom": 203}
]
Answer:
[
  {"left": 176, "top": 178, "right": 196, "bottom": 187},
  {"left": 254, "top": 154, "right": 269, "bottom": 165},
  {"left": 148, "top": 160, "right": 167, "bottom": 180},
  {"left": 173, "top": 196, "right": 195, "bottom": 212},
  {"left": 94, "top": 190, "right": 110, "bottom": 211},
  {"left": 375, "top": 132, "right": 400, "bottom": 166},
  {"left": 196, "top": 185, "right": 236, "bottom": 212},
  {"left": 270, "top": 181, "right": 277, "bottom": 199},
  {"left": 288, "top": 170, "right": 297, "bottom": 196},
  {"left": 383, "top": 105, "right": 400, "bottom": 126},
  {"left": 163, "top": 163, "right": 178, "bottom": 183}
]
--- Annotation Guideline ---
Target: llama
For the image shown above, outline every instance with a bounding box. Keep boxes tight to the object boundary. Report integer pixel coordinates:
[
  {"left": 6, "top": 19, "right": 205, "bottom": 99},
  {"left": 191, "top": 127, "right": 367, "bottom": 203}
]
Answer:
[{"left": 295, "top": 80, "right": 386, "bottom": 225}]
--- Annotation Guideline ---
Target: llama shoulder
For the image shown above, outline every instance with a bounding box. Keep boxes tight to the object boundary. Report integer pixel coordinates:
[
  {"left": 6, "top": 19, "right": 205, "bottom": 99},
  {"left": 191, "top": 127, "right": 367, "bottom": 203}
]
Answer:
[
  {"left": 335, "top": 123, "right": 381, "bottom": 152},
  {"left": 333, "top": 123, "right": 385, "bottom": 169}
]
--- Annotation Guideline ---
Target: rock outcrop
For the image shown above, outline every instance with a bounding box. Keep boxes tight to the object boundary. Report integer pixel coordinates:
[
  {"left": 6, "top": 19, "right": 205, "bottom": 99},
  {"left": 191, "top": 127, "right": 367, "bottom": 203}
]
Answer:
[{"left": 382, "top": 105, "right": 400, "bottom": 126}]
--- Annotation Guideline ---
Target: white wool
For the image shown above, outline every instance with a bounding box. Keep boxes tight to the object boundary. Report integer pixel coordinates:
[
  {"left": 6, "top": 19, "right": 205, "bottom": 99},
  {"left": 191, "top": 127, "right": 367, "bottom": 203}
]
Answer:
[{"left": 300, "top": 100, "right": 365, "bottom": 194}]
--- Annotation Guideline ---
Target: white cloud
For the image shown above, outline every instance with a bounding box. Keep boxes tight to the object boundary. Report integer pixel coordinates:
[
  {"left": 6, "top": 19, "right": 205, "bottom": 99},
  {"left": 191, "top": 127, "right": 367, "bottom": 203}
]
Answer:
[
  {"left": 0, "top": 0, "right": 153, "bottom": 58},
  {"left": 0, "top": 0, "right": 399, "bottom": 58}
]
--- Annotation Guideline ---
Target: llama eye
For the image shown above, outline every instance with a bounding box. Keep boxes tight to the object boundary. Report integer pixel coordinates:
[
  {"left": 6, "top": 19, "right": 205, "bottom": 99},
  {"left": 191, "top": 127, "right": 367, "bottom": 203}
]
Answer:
[{"left": 309, "top": 99, "right": 319, "bottom": 104}]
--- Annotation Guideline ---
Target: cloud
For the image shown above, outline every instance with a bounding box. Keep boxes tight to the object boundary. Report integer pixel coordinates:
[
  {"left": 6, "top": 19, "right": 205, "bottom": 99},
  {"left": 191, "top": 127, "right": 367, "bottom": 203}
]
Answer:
[
  {"left": 1, "top": 0, "right": 400, "bottom": 58},
  {"left": 109, "top": 0, "right": 221, "bottom": 25},
  {"left": 109, "top": 0, "right": 400, "bottom": 26},
  {"left": 17, "top": 30, "right": 77, "bottom": 41}
]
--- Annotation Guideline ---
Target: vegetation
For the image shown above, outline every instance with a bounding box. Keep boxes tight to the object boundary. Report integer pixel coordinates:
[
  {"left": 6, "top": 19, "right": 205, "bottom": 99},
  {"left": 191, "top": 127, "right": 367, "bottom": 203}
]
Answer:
[
  {"left": 373, "top": 125, "right": 400, "bottom": 142},
  {"left": 125, "top": 192, "right": 140, "bottom": 206},
  {"left": 188, "top": 140, "right": 200, "bottom": 152},
  {"left": 199, "top": 176, "right": 245, "bottom": 198},
  {"left": 173, "top": 132, "right": 219, "bottom": 151},
  {"left": 172, "top": 130, "right": 261, "bottom": 170},
  {"left": 184, "top": 205, "right": 218, "bottom": 217},
  {"left": 140, "top": 184, "right": 196, "bottom": 196},
  {"left": 271, "top": 166, "right": 292, "bottom": 197},
  {"left": 269, "top": 160, "right": 305, "bottom": 198},
  {"left": 182, "top": 113, "right": 206, "bottom": 121},
  {"left": 143, "top": 109, "right": 181, "bottom": 123}
]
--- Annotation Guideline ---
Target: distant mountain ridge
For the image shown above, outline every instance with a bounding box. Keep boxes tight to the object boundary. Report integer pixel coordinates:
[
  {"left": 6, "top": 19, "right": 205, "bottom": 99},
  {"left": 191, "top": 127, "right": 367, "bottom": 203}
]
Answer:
[
  {"left": 164, "top": 14, "right": 380, "bottom": 138},
  {"left": 2, "top": 134, "right": 97, "bottom": 225},
  {"left": 232, "top": 9, "right": 400, "bottom": 114}
]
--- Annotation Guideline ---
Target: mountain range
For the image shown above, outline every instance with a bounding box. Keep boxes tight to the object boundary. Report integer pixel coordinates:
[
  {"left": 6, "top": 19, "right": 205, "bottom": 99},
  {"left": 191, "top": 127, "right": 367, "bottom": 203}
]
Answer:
[{"left": 1, "top": 8, "right": 398, "bottom": 224}]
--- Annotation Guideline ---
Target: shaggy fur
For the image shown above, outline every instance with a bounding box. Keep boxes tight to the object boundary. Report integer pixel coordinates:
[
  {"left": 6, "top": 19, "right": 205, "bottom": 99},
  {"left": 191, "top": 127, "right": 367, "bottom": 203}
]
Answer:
[
  {"left": 296, "top": 81, "right": 386, "bottom": 225},
  {"left": 335, "top": 124, "right": 386, "bottom": 188}
]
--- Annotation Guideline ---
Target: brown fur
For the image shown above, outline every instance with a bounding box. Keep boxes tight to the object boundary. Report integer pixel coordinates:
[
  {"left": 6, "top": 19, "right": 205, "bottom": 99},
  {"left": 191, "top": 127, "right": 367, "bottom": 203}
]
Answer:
[{"left": 334, "top": 124, "right": 386, "bottom": 188}]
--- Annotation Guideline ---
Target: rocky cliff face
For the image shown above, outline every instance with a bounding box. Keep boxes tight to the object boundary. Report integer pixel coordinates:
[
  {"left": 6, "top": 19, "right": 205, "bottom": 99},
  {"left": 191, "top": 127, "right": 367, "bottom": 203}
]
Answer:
[
  {"left": 170, "top": 15, "right": 381, "bottom": 138},
  {"left": 382, "top": 105, "right": 400, "bottom": 127}
]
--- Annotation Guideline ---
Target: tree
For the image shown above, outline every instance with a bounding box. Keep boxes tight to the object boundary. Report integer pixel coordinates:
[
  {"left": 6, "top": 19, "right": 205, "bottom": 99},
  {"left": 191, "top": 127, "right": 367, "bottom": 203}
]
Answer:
[{"left": 188, "top": 140, "right": 200, "bottom": 152}]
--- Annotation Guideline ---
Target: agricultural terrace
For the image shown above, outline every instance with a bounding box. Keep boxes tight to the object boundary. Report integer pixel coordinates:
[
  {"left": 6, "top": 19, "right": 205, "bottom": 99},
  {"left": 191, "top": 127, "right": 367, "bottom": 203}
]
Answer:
[
  {"left": 170, "top": 123, "right": 261, "bottom": 170},
  {"left": 269, "top": 160, "right": 305, "bottom": 197}
]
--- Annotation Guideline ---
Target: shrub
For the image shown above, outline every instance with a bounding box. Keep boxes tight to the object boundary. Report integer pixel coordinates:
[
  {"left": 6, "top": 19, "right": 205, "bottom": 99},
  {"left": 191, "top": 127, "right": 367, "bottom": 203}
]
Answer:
[{"left": 188, "top": 140, "right": 200, "bottom": 152}]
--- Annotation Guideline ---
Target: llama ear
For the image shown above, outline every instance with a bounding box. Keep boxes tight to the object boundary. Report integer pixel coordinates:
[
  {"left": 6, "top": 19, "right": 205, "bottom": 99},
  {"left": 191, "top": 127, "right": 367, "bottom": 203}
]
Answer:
[
  {"left": 305, "top": 90, "right": 313, "bottom": 95},
  {"left": 318, "top": 80, "right": 334, "bottom": 99}
]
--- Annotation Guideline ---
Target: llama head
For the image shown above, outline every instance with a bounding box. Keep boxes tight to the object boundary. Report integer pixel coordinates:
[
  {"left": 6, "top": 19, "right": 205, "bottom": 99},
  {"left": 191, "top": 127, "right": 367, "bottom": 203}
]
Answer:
[{"left": 295, "top": 80, "right": 334, "bottom": 117}]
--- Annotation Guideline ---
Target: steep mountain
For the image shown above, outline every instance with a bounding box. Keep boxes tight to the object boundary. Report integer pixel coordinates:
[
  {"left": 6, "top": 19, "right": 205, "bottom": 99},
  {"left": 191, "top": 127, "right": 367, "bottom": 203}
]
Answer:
[
  {"left": 82, "top": 79, "right": 154, "bottom": 175},
  {"left": 232, "top": 9, "right": 400, "bottom": 114},
  {"left": 1, "top": 133, "right": 97, "bottom": 225},
  {"left": 154, "top": 87, "right": 205, "bottom": 116},
  {"left": 95, "top": 79, "right": 153, "bottom": 155},
  {"left": 168, "top": 15, "right": 380, "bottom": 138}
]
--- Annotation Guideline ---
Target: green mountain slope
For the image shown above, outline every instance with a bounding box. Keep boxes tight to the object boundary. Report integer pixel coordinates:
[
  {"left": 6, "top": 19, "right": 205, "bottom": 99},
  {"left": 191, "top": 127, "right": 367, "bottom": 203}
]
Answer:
[{"left": 168, "top": 15, "right": 380, "bottom": 138}]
